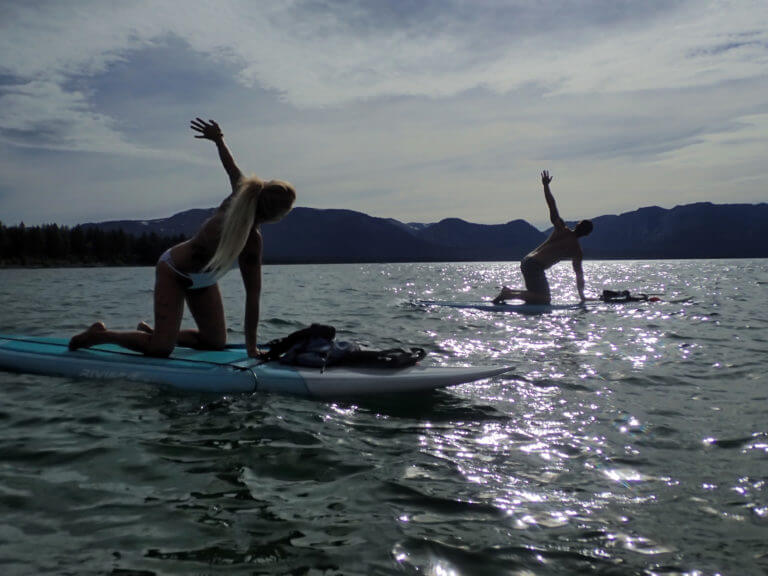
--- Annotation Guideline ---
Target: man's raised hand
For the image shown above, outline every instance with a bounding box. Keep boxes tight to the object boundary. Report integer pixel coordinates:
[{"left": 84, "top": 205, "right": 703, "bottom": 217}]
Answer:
[{"left": 190, "top": 118, "right": 223, "bottom": 141}]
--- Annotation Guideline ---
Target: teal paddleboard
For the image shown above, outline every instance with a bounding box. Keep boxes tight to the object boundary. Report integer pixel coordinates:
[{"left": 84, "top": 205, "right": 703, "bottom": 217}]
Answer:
[{"left": 0, "top": 335, "right": 513, "bottom": 397}]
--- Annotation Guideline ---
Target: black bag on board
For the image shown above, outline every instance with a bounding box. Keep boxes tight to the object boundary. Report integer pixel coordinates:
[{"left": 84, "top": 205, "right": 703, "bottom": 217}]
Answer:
[
  {"left": 600, "top": 289, "right": 649, "bottom": 303},
  {"left": 263, "top": 324, "right": 426, "bottom": 370}
]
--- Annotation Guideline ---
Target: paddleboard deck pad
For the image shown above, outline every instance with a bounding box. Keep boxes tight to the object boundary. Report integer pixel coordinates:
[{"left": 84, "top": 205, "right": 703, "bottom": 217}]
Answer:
[{"left": 0, "top": 335, "right": 513, "bottom": 397}]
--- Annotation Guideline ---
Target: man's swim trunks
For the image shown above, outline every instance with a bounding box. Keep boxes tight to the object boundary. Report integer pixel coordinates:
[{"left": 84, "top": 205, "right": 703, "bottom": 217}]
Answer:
[{"left": 520, "top": 256, "right": 550, "bottom": 298}]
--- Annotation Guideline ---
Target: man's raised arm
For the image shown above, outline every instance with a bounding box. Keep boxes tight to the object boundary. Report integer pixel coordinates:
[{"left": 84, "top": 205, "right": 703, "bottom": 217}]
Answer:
[{"left": 542, "top": 170, "right": 565, "bottom": 229}]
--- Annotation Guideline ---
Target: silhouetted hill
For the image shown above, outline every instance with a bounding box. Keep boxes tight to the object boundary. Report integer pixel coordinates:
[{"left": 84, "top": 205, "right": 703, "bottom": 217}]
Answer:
[
  {"left": 418, "top": 218, "right": 543, "bottom": 260},
  {"left": 85, "top": 208, "right": 215, "bottom": 237},
  {"left": 262, "top": 208, "right": 449, "bottom": 262},
  {"left": 83, "top": 201, "right": 768, "bottom": 262},
  {"left": 580, "top": 202, "right": 768, "bottom": 259}
]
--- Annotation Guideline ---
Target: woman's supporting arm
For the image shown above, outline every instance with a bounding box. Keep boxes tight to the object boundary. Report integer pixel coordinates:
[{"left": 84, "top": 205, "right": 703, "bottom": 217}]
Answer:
[{"left": 239, "top": 229, "right": 263, "bottom": 358}]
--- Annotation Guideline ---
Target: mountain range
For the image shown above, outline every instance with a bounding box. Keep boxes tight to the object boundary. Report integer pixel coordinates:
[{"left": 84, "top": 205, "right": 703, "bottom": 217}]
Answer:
[{"left": 88, "top": 201, "right": 768, "bottom": 262}]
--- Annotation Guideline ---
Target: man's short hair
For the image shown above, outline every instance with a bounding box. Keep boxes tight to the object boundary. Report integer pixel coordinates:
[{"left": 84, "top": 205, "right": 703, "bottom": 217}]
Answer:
[{"left": 574, "top": 219, "right": 593, "bottom": 237}]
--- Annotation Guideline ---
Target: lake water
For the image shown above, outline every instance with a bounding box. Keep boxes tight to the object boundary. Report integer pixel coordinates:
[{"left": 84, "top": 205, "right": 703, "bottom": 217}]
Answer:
[{"left": 0, "top": 260, "right": 767, "bottom": 575}]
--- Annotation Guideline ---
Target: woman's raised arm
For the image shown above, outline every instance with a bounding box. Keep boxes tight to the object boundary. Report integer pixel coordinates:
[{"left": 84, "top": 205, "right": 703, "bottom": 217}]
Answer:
[{"left": 190, "top": 118, "right": 243, "bottom": 192}]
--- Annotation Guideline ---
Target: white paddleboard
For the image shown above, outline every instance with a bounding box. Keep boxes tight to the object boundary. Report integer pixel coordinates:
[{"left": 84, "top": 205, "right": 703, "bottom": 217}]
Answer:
[
  {"left": 417, "top": 297, "right": 689, "bottom": 314},
  {"left": 418, "top": 299, "right": 587, "bottom": 313}
]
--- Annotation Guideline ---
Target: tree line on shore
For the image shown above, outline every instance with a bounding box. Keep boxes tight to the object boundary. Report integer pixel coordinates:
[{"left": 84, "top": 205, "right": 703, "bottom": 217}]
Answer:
[{"left": 0, "top": 221, "right": 186, "bottom": 267}]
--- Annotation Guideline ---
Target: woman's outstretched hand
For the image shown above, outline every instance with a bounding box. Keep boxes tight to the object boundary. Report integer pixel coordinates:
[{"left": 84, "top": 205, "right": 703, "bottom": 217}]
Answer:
[
  {"left": 541, "top": 170, "right": 553, "bottom": 186},
  {"left": 190, "top": 117, "right": 223, "bottom": 141}
]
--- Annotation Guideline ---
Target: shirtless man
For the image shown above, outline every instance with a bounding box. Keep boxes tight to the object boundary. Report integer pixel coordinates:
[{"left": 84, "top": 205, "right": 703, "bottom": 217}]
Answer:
[{"left": 492, "top": 170, "right": 593, "bottom": 305}]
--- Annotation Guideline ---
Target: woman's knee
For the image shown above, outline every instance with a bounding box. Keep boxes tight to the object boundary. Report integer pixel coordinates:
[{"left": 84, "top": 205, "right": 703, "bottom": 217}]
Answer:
[
  {"left": 199, "top": 332, "right": 226, "bottom": 350},
  {"left": 146, "top": 337, "right": 175, "bottom": 358}
]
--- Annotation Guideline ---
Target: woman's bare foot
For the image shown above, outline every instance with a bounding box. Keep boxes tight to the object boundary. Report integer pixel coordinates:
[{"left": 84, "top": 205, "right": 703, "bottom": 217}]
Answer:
[
  {"left": 137, "top": 321, "right": 153, "bottom": 334},
  {"left": 68, "top": 322, "right": 107, "bottom": 350}
]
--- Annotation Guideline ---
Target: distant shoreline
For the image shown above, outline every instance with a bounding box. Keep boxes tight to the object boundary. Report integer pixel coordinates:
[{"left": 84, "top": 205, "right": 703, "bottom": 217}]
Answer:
[
  {"left": 2, "top": 255, "right": 765, "bottom": 270},
  {"left": 3, "top": 202, "right": 768, "bottom": 264}
]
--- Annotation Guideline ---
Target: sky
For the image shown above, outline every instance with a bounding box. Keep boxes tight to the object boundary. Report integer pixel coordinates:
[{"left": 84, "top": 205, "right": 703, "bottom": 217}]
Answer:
[{"left": 1, "top": 0, "right": 767, "bottom": 229}]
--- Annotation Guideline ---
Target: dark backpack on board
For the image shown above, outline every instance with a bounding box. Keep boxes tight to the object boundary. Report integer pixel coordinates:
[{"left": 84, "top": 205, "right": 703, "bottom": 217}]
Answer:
[
  {"left": 600, "top": 289, "right": 650, "bottom": 303},
  {"left": 263, "top": 324, "right": 426, "bottom": 370}
]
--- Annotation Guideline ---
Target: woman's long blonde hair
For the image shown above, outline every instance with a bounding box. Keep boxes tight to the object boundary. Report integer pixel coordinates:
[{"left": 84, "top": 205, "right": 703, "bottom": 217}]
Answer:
[{"left": 206, "top": 176, "right": 296, "bottom": 275}]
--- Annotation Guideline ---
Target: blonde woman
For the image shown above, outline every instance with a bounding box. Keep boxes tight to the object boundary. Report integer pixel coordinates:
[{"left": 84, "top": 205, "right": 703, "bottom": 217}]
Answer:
[{"left": 69, "top": 118, "right": 296, "bottom": 358}]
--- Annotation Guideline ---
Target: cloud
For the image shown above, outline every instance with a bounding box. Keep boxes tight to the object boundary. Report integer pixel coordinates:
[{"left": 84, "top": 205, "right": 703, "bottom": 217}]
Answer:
[
  {"left": 0, "top": 0, "right": 766, "bottom": 225},
  {"left": 1, "top": 79, "right": 144, "bottom": 153},
  {"left": 2, "top": 1, "right": 767, "bottom": 118}
]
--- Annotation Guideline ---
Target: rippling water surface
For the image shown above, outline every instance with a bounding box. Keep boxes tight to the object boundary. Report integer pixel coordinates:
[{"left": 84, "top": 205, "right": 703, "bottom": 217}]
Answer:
[{"left": 0, "top": 260, "right": 767, "bottom": 575}]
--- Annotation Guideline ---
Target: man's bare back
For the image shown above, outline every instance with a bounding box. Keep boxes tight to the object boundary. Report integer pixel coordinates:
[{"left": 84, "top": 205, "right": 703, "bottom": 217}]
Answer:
[
  {"left": 527, "top": 224, "right": 583, "bottom": 270},
  {"left": 492, "top": 171, "right": 593, "bottom": 304}
]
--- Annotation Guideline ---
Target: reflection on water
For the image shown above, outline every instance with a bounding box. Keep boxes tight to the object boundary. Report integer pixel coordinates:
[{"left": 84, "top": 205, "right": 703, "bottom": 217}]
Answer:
[{"left": 0, "top": 259, "right": 767, "bottom": 574}]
